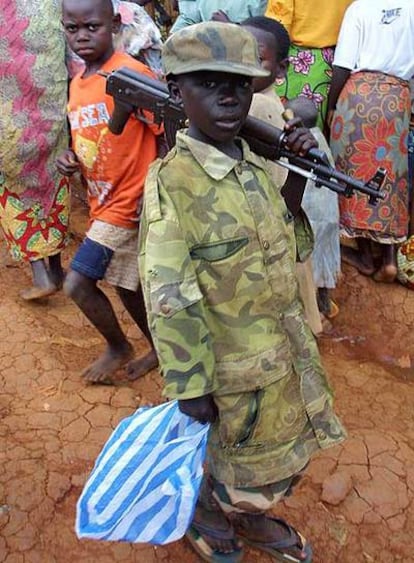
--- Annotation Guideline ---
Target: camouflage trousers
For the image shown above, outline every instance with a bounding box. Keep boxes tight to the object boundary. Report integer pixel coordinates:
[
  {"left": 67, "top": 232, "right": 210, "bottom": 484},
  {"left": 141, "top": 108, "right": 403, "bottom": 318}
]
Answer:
[{"left": 199, "top": 470, "right": 306, "bottom": 515}]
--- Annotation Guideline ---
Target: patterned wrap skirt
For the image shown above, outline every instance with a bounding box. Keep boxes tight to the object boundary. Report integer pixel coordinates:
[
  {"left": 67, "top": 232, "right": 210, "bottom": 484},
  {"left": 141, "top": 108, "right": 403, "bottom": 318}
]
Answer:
[
  {"left": 0, "top": 1, "right": 70, "bottom": 262},
  {"left": 330, "top": 71, "right": 410, "bottom": 244},
  {"left": 0, "top": 177, "right": 70, "bottom": 262}
]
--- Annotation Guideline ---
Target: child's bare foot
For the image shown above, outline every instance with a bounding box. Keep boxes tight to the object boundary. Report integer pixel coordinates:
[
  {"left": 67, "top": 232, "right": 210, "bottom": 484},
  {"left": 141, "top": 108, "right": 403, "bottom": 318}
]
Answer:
[
  {"left": 126, "top": 349, "right": 158, "bottom": 380},
  {"left": 82, "top": 342, "right": 135, "bottom": 383}
]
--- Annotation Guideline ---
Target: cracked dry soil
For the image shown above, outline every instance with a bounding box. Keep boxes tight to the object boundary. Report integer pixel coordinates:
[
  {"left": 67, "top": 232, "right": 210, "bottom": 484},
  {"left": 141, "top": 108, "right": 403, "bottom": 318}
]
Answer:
[{"left": 1, "top": 196, "right": 414, "bottom": 563}]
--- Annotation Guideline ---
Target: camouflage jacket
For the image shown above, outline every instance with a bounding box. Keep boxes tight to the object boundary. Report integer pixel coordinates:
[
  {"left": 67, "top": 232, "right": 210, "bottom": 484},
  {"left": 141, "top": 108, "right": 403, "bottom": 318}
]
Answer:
[{"left": 139, "top": 131, "right": 345, "bottom": 486}]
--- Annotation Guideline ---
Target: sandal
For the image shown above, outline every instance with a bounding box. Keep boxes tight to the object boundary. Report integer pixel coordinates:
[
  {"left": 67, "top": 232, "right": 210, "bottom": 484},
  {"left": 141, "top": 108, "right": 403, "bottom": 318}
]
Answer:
[
  {"left": 326, "top": 299, "right": 339, "bottom": 320},
  {"left": 186, "top": 518, "right": 244, "bottom": 563},
  {"left": 233, "top": 515, "right": 312, "bottom": 563}
]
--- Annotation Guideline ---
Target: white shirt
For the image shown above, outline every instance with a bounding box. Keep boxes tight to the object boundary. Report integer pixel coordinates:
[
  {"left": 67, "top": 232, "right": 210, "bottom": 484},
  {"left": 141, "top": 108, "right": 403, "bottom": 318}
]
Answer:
[{"left": 333, "top": 0, "right": 414, "bottom": 80}]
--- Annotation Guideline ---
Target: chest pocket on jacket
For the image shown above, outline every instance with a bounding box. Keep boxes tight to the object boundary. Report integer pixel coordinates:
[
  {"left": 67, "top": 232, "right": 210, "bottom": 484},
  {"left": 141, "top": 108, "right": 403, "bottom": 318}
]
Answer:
[{"left": 190, "top": 237, "right": 249, "bottom": 262}]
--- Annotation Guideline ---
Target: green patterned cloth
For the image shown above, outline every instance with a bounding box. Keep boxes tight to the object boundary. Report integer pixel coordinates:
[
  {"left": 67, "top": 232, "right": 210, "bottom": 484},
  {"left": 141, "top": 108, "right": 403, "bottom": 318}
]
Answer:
[
  {"left": 139, "top": 131, "right": 346, "bottom": 487},
  {"left": 275, "top": 45, "right": 335, "bottom": 130}
]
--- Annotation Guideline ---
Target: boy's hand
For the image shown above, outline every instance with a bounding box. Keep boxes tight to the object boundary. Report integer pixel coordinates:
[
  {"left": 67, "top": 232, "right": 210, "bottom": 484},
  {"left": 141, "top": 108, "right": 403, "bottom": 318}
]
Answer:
[
  {"left": 283, "top": 117, "right": 318, "bottom": 157},
  {"left": 178, "top": 394, "right": 218, "bottom": 424},
  {"left": 156, "top": 134, "right": 169, "bottom": 159},
  {"left": 56, "top": 149, "right": 80, "bottom": 176}
]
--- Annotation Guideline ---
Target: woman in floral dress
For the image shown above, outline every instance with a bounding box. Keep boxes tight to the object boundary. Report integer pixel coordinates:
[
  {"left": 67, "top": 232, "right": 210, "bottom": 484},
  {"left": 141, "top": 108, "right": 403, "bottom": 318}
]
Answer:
[
  {"left": 0, "top": 1, "right": 70, "bottom": 299},
  {"left": 327, "top": 0, "right": 414, "bottom": 283},
  {"left": 265, "top": 0, "right": 352, "bottom": 129}
]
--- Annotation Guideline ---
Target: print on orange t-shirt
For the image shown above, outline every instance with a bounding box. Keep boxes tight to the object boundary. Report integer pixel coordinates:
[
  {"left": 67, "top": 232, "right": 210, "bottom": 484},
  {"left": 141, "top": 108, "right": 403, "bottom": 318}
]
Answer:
[{"left": 68, "top": 52, "right": 162, "bottom": 229}]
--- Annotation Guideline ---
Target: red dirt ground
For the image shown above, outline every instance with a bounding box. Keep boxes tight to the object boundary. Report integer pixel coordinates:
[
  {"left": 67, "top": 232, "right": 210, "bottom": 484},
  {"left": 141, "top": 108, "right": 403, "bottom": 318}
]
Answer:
[{"left": 1, "top": 196, "right": 414, "bottom": 563}]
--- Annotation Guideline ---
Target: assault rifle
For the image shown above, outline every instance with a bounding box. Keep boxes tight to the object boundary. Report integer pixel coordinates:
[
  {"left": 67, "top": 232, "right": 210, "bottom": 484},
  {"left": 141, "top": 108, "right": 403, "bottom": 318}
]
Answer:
[{"left": 104, "top": 67, "right": 386, "bottom": 204}]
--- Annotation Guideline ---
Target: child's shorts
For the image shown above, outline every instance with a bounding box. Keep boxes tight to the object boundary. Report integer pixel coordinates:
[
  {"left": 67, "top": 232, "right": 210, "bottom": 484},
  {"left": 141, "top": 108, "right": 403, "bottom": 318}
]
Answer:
[{"left": 71, "top": 220, "right": 139, "bottom": 291}]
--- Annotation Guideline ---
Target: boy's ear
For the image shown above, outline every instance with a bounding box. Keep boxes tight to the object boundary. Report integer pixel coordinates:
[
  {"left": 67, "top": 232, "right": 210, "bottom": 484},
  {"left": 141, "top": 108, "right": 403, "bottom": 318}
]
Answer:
[
  {"left": 167, "top": 78, "right": 182, "bottom": 103},
  {"left": 112, "top": 13, "right": 122, "bottom": 33},
  {"left": 276, "top": 58, "right": 289, "bottom": 80}
]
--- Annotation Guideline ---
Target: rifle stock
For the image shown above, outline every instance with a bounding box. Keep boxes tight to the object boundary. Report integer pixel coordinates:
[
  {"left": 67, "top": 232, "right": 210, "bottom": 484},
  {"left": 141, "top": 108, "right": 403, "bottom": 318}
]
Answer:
[{"left": 104, "top": 67, "right": 386, "bottom": 204}]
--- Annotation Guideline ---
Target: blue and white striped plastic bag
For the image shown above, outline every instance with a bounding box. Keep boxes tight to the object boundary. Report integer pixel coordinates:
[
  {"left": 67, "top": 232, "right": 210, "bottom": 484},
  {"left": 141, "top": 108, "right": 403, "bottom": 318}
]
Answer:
[{"left": 76, "top": 400, "right": 210, "bottom": 545}]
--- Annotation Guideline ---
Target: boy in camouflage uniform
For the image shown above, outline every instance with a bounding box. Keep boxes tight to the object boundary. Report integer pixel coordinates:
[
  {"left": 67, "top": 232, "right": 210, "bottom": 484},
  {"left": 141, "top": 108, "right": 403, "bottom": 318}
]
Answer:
[{"left": 139, "top": 21, "right": 346, "bottom": 563}]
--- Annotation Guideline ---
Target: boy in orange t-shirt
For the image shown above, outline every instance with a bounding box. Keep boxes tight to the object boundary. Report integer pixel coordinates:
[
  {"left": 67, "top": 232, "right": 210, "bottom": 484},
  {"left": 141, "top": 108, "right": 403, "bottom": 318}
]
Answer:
[{"left": 57, "top": 0, "right": 163, "bottom": 382}]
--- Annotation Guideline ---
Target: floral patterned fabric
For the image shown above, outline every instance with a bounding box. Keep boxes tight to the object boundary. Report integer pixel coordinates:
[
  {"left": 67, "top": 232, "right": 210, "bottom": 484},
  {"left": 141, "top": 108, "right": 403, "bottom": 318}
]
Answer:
[
  {"left": 0, "top": 178, "right": 70, "bottom": 262},
  {"left": 397, "top": 235, "right": 414, "bottom": 289},
  {"left": 330, "top": 71, "right": 410, "bottom": 243},
  {"left": 274, "top": 45, "right": 334, "bottom": 129},
  {"left": 0, "top": 1, "right": 70, "bottom": 261},
  {"left": 408, "top": 127, "right": 414, "bottom": 199}
]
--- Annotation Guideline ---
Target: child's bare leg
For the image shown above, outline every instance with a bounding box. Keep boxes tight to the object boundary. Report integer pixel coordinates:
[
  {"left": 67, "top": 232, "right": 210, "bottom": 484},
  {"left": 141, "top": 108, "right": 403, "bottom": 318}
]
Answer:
[
  {"left": 20, "top": 258, "right": 58, "bottom": 300},
  {"left": 116, "top": 285, "right": 158, "bottom": 380},
  {"left": 48, "top": 253, "right": 65, "bottom": 289},
  {"left": 64, "top": 270, "right": 134, "bottom": 382}
]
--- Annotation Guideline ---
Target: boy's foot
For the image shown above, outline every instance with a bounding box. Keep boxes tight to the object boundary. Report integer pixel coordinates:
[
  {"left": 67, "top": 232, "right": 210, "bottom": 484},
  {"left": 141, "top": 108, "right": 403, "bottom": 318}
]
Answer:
[
  {"left": 230, "top": 513, "right": 311, "bottom": 562},
  {"left": 186, "top": 504, "right": 243, "bottom": 561},
  {"left": 126, "top": 349, "right": 158, "bottom": 380},
  {"left": 341, "top": 246, "right": 375, "bottom": 276},
  {"left": 20, "top": 283, "right": 58, "bottom": 301},
  {"left": 82, "top": 342, "right": 134, "bottom": 383}
]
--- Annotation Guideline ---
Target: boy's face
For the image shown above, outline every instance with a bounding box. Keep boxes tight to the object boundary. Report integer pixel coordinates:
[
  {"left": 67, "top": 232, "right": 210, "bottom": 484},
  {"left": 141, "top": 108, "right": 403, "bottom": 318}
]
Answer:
[
  {"left": 62, "top": 0, "right": 120, "bottom": 65},
  {"left": 243, "top": 26, "right": 287, "bottom": 93},
  {"left": 172, "top": 71, "right": 253, "bottom": 147}
]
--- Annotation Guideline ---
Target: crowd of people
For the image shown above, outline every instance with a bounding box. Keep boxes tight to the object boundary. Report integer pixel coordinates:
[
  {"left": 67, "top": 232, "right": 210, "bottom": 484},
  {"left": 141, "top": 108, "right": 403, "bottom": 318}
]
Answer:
[{"left": 0, "top": 0, "right": 413, "bottom": 562}]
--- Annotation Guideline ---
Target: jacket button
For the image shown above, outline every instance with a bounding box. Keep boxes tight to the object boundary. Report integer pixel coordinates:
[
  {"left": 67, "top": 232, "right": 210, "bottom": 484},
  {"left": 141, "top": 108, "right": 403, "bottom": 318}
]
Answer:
[
  {"left": 316, "top": 429, "right": 327, "bottom": 441},
  {"left": 263, "top": 240, "right": 270, "bottom": 250}
]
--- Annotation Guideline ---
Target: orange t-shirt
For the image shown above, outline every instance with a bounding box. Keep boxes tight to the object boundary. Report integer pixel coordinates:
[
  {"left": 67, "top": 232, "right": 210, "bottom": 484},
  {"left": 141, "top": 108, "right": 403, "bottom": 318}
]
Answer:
[{"left": 68, "top": 52, "right": 162, "bottom": 229}]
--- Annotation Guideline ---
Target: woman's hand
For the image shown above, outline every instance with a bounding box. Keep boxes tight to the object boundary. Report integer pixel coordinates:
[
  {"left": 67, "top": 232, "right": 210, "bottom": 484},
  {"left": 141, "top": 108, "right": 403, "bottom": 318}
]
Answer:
[{"left": 56, "top": 149, "right": 80, "bottom": 176}]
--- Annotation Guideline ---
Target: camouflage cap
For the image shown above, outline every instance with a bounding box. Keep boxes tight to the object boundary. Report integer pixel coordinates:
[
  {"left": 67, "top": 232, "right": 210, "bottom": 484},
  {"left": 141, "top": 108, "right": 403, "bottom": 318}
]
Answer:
[{"left": 162, "top": 21, "right": 269, "bottom": 77}]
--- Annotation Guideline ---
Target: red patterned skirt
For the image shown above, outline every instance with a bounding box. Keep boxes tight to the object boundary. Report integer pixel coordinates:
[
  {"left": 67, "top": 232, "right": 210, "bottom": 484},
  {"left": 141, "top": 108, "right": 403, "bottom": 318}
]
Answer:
[
  {"left": 0, "top": 176, "right": 70, "bottom": 262},
  {"left": 330, "top": 71, "right": 410, "bottom": 243}
]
